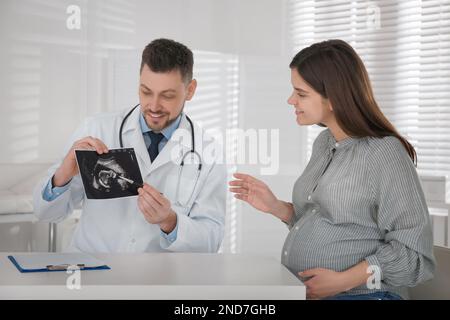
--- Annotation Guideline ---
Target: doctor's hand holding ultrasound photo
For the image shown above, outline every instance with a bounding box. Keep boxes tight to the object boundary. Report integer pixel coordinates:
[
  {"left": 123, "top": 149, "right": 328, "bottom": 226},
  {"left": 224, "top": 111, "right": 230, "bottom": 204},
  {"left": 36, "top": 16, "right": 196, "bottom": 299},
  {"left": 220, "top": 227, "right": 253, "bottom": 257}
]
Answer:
[{"left": 51, "top": 136, "right": 143, "bottom": 200}]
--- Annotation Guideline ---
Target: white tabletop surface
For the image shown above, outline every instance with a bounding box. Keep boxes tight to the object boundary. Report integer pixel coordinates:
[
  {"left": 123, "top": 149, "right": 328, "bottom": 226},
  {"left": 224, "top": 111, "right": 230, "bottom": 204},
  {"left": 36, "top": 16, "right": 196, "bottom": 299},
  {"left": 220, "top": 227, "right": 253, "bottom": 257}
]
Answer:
[{"left": 0, "top": 252, "right": 305, "bottom": 300}]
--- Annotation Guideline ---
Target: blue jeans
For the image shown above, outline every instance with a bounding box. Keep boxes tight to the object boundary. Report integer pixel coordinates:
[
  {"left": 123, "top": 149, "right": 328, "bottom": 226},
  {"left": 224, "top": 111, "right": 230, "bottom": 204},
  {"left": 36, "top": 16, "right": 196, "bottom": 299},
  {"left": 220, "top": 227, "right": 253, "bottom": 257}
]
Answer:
[{"left": 324, "top": 291, "right": 403, "bottom": 300}]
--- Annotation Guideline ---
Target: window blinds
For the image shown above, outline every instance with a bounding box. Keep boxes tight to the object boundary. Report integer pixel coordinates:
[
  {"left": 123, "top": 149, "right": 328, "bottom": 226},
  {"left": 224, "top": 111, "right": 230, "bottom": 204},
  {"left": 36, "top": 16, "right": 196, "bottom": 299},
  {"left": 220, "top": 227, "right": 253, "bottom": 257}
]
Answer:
[{"left": 186, "top": 51, "right": 239, "bottom": 253}]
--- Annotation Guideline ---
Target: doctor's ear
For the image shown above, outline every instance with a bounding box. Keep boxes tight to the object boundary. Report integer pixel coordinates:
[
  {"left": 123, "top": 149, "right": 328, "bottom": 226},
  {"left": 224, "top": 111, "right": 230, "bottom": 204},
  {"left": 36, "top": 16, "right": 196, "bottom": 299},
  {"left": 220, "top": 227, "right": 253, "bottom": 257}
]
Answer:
[{"left": 185, "top": 79, "right": 197, "bottom": 101}]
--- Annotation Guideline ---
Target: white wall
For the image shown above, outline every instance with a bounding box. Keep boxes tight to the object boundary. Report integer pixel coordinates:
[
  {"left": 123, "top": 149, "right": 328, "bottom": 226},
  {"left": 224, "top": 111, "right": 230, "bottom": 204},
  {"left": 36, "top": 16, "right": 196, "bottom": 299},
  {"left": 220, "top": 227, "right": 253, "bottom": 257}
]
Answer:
[{"left": 0, "top": 0, "right": 304, "bottom": 259}]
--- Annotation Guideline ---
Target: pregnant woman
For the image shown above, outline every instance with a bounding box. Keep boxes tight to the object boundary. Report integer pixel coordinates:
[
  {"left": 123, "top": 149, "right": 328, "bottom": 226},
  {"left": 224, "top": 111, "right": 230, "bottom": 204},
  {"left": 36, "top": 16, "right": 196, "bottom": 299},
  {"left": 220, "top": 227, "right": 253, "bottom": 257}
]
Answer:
[{"left": 229, "top": 39, "right": 435, "bottom": 300}]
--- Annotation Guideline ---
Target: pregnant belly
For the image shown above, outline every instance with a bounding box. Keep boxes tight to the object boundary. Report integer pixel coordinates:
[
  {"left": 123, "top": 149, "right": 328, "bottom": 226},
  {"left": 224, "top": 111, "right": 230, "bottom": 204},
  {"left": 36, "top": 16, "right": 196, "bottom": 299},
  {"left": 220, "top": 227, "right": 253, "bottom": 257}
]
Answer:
[{"left": 284, "top": 215, "right": 380, "bottom": 273}]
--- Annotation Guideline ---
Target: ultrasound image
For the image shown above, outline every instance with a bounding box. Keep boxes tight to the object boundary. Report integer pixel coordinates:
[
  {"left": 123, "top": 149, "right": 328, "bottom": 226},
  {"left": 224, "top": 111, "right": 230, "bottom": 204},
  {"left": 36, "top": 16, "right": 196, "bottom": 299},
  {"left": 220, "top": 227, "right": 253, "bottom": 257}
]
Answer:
[{"left": 75, "top": 148, "right": 143, "bottom": 199}]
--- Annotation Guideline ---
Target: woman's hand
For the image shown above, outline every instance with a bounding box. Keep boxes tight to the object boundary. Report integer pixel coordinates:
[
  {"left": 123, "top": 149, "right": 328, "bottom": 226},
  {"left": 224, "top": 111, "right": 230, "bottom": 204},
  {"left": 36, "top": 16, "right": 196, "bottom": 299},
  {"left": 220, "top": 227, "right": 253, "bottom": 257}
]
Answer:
[
  {"left": 300, "top": 268, "right": 350, "bottom": 299},
  {"left": 229, "top": 173, "right": 279, "bottom": 213},
  {"left": 300, "top": 261, "right": 371, "bottom": 299},
  {"left": 229, "top": 173, "right": 294, "bottom": 221}
]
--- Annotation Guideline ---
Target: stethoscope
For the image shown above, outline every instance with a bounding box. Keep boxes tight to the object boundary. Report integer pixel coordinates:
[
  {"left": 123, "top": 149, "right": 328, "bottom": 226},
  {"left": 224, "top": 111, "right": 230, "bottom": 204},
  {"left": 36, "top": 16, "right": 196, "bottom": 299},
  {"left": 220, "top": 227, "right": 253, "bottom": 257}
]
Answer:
[{"left": 119, "top": 104, "right": 202, "bottom": 210}]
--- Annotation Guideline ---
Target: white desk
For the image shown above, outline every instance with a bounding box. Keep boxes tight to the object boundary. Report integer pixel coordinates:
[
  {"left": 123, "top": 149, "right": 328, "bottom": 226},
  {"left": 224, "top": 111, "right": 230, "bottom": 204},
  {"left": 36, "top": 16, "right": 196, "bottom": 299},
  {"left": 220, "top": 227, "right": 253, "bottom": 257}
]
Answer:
[{"left": 0, "top": 252, "right": 305, "bottom": 300}]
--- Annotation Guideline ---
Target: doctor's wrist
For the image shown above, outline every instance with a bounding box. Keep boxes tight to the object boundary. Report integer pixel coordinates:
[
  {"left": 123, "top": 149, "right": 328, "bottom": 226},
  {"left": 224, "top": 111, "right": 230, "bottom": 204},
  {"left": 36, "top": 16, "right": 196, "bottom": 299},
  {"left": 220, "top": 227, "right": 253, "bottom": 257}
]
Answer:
[
  {"left": 52, "top": 168, "right": 73, "bottom": 188},
  {"left": 160, "top": 210, "right": 178, "bottom": 234}
]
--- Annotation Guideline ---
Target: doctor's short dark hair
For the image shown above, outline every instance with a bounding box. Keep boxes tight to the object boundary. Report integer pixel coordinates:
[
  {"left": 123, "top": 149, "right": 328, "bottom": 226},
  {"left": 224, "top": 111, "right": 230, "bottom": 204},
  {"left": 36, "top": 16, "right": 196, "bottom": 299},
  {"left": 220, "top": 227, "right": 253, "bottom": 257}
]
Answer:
[{"left": 140, "top": 38, "right": 194, "bottom": 83}]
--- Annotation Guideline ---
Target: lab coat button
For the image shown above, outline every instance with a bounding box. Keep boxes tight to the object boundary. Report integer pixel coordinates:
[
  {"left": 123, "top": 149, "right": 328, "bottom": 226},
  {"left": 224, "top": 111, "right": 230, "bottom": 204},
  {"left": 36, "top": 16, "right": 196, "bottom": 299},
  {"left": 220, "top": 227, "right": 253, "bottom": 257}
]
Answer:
[
  {"left": 312, "top": 209, "right": 317, "bottom": 213},
  {"left": 335, "top": 143, "right": 339, "bottom": 147},
  {"left": 307, "top": 195, "right": 311, "bottom": 201},
  {"left": 284, "top": 251, "right": 288, "bottom": 256},
  {"left": 295, "top": 226, "right": 299, "bottom": 230}
]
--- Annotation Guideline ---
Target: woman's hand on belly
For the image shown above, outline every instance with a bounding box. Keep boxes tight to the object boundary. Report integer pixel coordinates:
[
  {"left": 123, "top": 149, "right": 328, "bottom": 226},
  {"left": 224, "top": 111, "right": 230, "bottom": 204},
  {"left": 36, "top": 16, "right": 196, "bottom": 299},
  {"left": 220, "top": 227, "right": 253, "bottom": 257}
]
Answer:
[
  {"left": 300, "top": 268, "right": 349, "bottom": 299},
  {"left": 300, "top": 260, "right": 371, "bottom": 299}
]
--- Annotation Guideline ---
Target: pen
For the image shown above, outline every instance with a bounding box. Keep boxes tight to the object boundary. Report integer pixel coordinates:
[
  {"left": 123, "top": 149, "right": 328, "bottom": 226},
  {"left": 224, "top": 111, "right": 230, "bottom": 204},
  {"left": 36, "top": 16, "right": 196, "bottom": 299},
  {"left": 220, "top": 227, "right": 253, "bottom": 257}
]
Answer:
[{"left": 46, "top": 264, "right": 85, "bottom": 271}]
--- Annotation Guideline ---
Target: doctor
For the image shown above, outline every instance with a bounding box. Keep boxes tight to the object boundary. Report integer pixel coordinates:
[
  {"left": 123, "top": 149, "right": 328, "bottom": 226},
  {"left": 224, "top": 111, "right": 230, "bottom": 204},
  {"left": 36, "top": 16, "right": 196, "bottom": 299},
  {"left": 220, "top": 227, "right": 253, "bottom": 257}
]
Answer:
[{"left": 33, "top": 38, "right": 227, "bottom": 253}]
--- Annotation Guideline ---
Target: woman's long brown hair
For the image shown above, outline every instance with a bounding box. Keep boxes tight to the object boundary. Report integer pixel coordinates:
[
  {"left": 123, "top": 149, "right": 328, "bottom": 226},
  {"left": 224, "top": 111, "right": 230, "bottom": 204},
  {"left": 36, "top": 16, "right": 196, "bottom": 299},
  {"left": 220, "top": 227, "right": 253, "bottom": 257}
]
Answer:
[{"left": 290, "top": 39, "right": 417, "bottom": 164}]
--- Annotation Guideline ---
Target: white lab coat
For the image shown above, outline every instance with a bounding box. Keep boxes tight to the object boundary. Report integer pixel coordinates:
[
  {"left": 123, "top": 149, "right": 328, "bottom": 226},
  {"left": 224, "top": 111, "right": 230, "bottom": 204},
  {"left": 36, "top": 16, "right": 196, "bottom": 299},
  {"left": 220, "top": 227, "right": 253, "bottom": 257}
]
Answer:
[{"left": 33, "top": 107, "right": 227, "bottom": 253}]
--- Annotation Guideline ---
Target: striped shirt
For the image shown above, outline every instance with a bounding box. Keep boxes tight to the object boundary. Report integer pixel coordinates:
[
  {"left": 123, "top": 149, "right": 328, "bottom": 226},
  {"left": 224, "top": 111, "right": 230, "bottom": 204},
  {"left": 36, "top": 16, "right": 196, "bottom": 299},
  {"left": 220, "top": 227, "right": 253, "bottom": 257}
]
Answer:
[{"left": 281, "top": 128, "right": 435, "bottom": 299}]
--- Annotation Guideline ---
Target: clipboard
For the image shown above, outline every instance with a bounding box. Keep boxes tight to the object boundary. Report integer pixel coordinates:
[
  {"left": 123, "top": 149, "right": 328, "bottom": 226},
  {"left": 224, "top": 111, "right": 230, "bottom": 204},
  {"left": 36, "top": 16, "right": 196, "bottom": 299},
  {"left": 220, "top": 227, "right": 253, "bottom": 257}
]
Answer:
[{"left": 8, "top": 253, "right": 111, "bottom": 273}]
